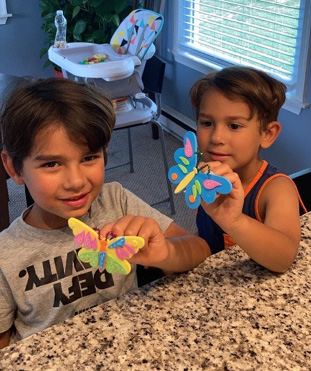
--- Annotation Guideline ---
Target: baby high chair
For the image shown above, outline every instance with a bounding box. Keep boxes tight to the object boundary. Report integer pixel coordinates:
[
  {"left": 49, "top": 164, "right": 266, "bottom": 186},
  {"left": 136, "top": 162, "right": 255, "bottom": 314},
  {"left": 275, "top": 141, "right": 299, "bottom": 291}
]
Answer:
[{"left": 48, "top": 9, "right": 175, "bottom": 214}]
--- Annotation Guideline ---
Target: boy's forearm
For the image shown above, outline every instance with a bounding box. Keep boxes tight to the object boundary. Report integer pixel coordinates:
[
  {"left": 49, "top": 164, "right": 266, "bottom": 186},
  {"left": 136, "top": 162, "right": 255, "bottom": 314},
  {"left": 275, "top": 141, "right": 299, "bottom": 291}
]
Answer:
[
  {"left": 156, "top": 235, "right": 211, "bottom": 273},
  {"left": 224, "top": 214, "right": 299, "bottom": 272}
]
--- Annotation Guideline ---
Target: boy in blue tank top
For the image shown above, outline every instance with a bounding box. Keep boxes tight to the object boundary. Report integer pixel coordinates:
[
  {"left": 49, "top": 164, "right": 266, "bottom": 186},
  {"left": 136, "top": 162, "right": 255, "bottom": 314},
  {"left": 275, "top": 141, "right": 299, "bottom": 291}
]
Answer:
[{"left": 189, "top": 66, "right": 303, "bottom": 273}]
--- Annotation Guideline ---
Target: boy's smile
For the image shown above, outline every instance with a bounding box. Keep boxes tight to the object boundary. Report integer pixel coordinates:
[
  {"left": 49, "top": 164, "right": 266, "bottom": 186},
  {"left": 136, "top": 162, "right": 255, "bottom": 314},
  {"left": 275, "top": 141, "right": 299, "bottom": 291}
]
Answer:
[
  {"left": 207, "top": 151, "right": 231, "bottom": 163},
  {"left": 61, "top": 193, "right": 90, "bottom": 208},
  {"left": 19, "top": 125, "right": 105, "bottom": 230}
]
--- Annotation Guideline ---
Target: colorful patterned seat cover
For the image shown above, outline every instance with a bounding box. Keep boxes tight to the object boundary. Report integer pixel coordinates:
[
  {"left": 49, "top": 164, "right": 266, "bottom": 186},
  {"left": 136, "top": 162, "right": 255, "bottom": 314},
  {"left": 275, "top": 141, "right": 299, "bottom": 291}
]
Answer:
[{"left": 110, "top": 9, "right": 164, "bottom": 60}]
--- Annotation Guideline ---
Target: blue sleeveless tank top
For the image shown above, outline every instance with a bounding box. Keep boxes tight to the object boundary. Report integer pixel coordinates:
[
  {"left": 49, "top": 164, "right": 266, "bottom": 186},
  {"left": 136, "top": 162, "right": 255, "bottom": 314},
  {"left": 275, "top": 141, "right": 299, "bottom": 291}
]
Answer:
[{"left": 196, "top": 161, "right": 301, "bottom": 255}]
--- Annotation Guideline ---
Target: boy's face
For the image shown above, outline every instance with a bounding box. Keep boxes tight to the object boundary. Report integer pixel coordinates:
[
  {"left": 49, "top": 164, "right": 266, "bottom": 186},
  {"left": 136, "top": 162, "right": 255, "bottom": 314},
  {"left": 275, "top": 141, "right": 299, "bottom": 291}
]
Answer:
[
  {"left": 197, "top": 89, "right": 267, "bottom": 179},
  {"left": 19, "top": 125, "right": 105, "bottom": 229}
]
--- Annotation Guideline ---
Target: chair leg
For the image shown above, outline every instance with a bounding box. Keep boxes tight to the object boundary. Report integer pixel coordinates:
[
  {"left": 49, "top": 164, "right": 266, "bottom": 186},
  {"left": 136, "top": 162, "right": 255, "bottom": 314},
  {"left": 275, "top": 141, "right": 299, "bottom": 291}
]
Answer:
[
  {"left": 127, "top": 127, "right": 134, "bottom": 173},
  {"left": 151, "top": 123, "right": 159, "bottom": 140},
  {"left": 150, "top": 119, "right": 176, "bottom": 215},
  {"left": 106, "top": 128, "right": 133, "bottom": 172}
]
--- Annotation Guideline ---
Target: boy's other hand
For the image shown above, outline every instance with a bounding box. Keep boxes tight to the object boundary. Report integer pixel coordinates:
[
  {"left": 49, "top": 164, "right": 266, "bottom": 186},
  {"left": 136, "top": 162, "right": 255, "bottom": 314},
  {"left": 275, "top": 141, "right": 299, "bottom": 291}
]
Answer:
[
  {"left": 199, "top": 161, "right": 244, "bottom": 231},
  {"left": 100, "top": 215, "right": 169, "bottom": 267}
]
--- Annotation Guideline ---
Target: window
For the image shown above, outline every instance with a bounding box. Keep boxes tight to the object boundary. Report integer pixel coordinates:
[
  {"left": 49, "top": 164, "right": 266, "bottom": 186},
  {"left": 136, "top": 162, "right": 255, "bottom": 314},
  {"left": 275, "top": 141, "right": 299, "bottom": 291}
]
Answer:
[
  {"left": 172, "top": 0, "right": 311, "bottom": 114},
  {"left": 0, "top": 0, "right": 12, "bottom": 25}
]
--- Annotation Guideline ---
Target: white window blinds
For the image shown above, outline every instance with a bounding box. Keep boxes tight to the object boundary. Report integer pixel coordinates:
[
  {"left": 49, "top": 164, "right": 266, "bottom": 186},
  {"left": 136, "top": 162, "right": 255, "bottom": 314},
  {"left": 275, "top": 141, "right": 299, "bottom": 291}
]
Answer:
[{"left": 173, "top": 0, "right": 311, "bottom": 113}]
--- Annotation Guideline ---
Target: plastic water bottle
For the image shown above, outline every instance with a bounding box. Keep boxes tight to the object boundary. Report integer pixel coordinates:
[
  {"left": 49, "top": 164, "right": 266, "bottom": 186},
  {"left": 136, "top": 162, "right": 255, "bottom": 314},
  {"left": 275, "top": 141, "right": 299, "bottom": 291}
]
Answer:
[{"left": 54, "top": 10, "right": 67, "bottom": 48}]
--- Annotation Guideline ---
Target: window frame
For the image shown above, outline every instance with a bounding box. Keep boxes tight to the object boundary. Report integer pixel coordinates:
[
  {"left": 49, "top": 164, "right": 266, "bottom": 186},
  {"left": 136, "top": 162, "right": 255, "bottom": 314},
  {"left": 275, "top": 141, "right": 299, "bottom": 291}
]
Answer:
[
  {"left": 172, "top": 0, "right": 311, "bottom": 115},
  {"left": 0, "top": 0, "right": 12, "bottom": 25}
]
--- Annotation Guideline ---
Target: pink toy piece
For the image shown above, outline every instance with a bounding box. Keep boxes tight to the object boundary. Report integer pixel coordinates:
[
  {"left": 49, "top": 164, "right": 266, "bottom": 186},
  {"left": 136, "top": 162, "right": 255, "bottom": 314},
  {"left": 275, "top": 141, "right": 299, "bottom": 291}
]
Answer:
[
  {"left": 74, "top": 230, "right": 85, "bottom": 246},
  {"left": 203, "top": 179, "right": 222, "bottom": 190},
  {"left": 184, "top": 137, "right": 193, "bottom": 158},
  {"left": 116, "top": 248, "right": 130, "bottom": 260},
  {"left": 124, "top": 243, "right": 136, "bottom": 255},
  {"left": 84, "top": 231, "right": 98, "bottom": 251}
]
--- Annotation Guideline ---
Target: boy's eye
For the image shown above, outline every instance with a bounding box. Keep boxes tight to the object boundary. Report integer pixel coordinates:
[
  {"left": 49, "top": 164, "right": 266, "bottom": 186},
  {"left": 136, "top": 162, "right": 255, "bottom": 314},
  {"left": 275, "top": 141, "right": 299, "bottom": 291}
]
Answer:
[
  {"left": 229, "top": 123, "right": 242, "bottom": 130},
  {"left": 199, "top": 120, "right": 213, "bottom": 127},
  {"left": 42, "top": 161, "right": 59, "bottom": 168},
  {"left": 82, "top": 155, "right": 98, "bottom": 162}
]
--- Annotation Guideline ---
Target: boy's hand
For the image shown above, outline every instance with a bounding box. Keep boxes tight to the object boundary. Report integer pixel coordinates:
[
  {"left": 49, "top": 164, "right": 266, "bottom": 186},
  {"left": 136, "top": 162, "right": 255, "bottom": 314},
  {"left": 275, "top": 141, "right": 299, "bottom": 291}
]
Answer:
[
  {"left": 199, "top": 161, "right": 244, "bottom": 232},
  {"left": 99, "top": 215, "right": 169, "bottom": 267}
]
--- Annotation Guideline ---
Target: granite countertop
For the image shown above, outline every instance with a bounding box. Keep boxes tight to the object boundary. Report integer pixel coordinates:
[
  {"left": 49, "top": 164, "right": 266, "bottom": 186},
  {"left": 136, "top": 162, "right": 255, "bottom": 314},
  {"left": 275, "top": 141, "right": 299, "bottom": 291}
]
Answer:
[{"left": 1, "top": 213, "right": 311, "bottom": 370}]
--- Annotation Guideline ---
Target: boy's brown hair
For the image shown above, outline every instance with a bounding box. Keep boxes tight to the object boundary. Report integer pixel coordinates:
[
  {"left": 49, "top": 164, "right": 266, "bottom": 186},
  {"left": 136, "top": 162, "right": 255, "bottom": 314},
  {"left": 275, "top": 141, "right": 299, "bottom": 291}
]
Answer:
[
  {"left": 0, "top": 78, "right": 115, "bottom": 174},
  {"left": 189, "top": 66, "right": 286, "bottom": 130}
]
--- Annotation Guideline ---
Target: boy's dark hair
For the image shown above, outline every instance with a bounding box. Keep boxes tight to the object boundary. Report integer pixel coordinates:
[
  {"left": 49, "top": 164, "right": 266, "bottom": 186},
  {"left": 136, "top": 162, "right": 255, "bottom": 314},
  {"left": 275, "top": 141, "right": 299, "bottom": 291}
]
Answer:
[
  {"left": 0, "top": 78, "right": 115, "bottom": 174},
  {"left": 189, "top": 66, "right": 286, "bottom": 130}
]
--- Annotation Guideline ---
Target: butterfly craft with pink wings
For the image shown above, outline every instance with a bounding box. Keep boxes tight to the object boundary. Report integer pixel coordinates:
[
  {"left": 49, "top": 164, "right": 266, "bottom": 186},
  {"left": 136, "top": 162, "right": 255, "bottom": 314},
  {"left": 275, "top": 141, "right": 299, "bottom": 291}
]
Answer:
[
  {"left": 68, "top": 218, "right": 145, "bottom": 275},
  {"left": 168, "top": 131, "right": 232, "bottom": 209}
]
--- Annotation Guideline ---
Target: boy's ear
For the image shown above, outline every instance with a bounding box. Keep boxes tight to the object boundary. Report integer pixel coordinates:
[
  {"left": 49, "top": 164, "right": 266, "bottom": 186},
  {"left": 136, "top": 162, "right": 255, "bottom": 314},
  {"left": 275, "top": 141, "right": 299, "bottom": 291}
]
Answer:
[
  {"left": 260, "top": 121, "right": 281, "bottom": 149},
  {"left": 1, "top": 150, "right": 25, "bottom": 185}
]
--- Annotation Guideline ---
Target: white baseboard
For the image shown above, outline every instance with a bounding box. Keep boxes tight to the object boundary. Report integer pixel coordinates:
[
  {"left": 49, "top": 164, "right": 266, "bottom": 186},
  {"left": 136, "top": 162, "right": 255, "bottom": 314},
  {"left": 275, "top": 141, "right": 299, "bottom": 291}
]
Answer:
[{"left": 159, "top": 104, "right": 196, "bottom": 140}]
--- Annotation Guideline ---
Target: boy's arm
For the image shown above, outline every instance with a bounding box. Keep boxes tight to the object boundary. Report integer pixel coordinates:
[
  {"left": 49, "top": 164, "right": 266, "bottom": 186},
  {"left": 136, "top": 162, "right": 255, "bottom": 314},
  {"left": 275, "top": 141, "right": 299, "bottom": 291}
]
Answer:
[
  {"left": 0, "top": 329, "right": 10, "bottom": 349},
  {"left": 226, "top": 177, "right": 300, "bottom": 272},
  {"left": 100, "top": 215, "right": 211, "bottom": 273},
  {"left": 203, "top": 173, "right": 300, "bottom": 272},
  {"left": 162, "top": 222, "right": 211, "bottom": 272}
]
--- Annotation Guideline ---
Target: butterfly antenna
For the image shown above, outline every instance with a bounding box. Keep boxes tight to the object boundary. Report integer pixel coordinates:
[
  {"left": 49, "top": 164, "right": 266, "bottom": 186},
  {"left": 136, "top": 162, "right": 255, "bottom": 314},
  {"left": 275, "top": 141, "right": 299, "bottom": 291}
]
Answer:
[
  {"left": 197, "top": 163, "right": 211, "bottom": 174},
  {"left": 93, "top": 227, "right": 102, "bottom": 240},
  {"left": 195, "top": 150, "right": 204, "bottom": 168},
  {"left": 105, "top": 231, "right": 117, "bottom": 240}
]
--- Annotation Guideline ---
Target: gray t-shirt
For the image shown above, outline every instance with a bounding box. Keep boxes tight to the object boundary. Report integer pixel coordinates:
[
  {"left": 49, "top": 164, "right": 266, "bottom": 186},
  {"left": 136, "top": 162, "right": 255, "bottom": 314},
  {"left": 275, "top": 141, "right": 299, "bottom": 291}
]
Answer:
[{"left": 0, "top": 182, "right": 172, "bottom": 343}]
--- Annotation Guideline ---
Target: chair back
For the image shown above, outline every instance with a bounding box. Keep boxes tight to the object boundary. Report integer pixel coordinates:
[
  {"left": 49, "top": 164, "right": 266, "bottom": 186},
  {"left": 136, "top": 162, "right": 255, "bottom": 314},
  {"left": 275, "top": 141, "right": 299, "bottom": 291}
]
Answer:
[
  {"left": 290, "top": 168, "right": 311, "bottom": 214},
  {"left": 142, "top": 54, "right": 165, "bottom": 94},
  {"left": 0, "top": 159, "right": 10, "bottom": 231},
  {"left": 142, "top": 54, "right": 166, "bottom": 119},
  {"left": 110, "top": 9, "right": 164, "bottom": 60}
]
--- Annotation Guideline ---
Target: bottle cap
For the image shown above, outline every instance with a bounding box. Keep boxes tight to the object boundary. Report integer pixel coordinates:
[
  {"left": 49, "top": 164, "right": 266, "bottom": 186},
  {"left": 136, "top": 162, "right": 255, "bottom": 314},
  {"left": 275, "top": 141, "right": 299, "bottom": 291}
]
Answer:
[
  {"left": 56, "top": 10, "right": 63, "bottom": 15},
  {"left": 135, "top": 93, "right": 146, "bottom": 100}
]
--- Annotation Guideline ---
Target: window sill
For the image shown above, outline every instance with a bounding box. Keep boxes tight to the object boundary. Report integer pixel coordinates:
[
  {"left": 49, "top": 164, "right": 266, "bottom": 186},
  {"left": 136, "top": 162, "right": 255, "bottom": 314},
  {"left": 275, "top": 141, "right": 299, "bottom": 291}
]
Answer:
[
  {"left": 0, "top": 13, "right": 12, "bottom": 25},
  {"left": 172, "top": 49, "right": 310, "bottom": 116}
]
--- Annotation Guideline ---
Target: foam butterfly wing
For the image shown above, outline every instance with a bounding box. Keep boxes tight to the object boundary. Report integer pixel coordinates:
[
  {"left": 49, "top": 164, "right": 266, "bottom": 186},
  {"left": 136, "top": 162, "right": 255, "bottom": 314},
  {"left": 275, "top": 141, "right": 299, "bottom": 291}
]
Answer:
[
  {"left": 168, "top": 131, "right": 197, "bottom": 191},
  {"left": 168, "top": 131, "right": 232, "bottom": 209},
  {"left": 68, "top": 218, "right": 145, "bottom": 275},
  {"left": 184, "top": 172, "right": 233, "bottom": 209}
]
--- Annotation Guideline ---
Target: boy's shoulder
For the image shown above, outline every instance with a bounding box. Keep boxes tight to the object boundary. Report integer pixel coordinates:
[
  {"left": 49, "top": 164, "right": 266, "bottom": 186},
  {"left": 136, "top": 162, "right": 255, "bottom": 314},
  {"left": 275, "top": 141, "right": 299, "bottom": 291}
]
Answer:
[
  {"left": 0, "top": 216, "right": 22, "bottom": 239},
  {"left": 0, "top": 214, "right": 64, "bottom": 255},
  {"left": 102, "top": 181, "right": 123, "bottom": 194},
  {"left": 97, "top": 182, "right": 141, "bottom": 207},
  {"left": 0, "top": 217, "right": 26, "bottom": 262}
]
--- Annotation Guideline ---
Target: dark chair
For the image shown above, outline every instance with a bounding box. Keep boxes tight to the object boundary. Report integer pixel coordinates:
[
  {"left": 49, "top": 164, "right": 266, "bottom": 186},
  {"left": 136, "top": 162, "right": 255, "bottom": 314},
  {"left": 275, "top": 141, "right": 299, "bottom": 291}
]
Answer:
[
  {"left": 0, "top": 159, "right": 10, "bottom": 231},
  {"left": 290, "top": 168, "right": 311, "bottom": 215},
  {"left": 0, "top": 74, "right": 36, "bottom": 231},
  {"left": 0, "top": 160, "right": 33, "bottom": 232}
]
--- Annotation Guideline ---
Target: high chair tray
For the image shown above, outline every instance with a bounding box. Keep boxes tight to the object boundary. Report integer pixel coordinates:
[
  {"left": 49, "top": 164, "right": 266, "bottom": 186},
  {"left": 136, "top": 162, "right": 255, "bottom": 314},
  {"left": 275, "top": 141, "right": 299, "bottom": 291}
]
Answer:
[{"left": 48, "top": 42, "right": 141, "bottom": 81}]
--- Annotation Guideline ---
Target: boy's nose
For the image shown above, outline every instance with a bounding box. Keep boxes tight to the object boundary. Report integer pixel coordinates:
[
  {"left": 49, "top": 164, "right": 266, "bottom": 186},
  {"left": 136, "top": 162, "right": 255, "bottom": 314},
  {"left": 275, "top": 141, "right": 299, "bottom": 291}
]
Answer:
[
  {"left": 63, "top": 166, "right": 85, "bottom": 190},
  {"left": 210, "top": 125, "right": 225, "bottom": 144}
]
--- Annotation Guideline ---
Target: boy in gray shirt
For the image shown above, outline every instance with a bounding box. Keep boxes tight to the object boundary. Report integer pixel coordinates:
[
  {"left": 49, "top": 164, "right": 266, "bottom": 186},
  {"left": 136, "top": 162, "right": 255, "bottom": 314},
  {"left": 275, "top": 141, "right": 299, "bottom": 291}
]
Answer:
[{"left": 0, "top": 78, "right": 210, "bottom": 347}]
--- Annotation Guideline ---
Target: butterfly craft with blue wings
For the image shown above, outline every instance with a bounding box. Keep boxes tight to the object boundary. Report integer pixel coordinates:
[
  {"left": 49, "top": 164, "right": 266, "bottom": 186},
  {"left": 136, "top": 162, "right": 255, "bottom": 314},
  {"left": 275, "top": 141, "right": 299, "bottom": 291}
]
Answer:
[
  {"left": 168, "top": 131, "right": 232, "bottom": 209},
  {"left": 68, "top": 218, "right": 145, "bottom": 275}
]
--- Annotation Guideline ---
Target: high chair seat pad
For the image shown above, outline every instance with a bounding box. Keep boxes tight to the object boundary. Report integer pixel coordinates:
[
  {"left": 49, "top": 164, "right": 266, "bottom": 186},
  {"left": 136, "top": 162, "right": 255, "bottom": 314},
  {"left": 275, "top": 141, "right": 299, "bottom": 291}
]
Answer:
[{"left": 110, "top": 9, "right": 164, "bottom": 60}]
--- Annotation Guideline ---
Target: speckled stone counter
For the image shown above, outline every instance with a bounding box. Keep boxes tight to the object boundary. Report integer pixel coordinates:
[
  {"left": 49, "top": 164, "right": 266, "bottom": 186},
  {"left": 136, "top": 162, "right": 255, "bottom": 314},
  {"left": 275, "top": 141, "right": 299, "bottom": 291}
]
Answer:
[{"left": 1, "top": 213, "right": 311, "bottom": 370}]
